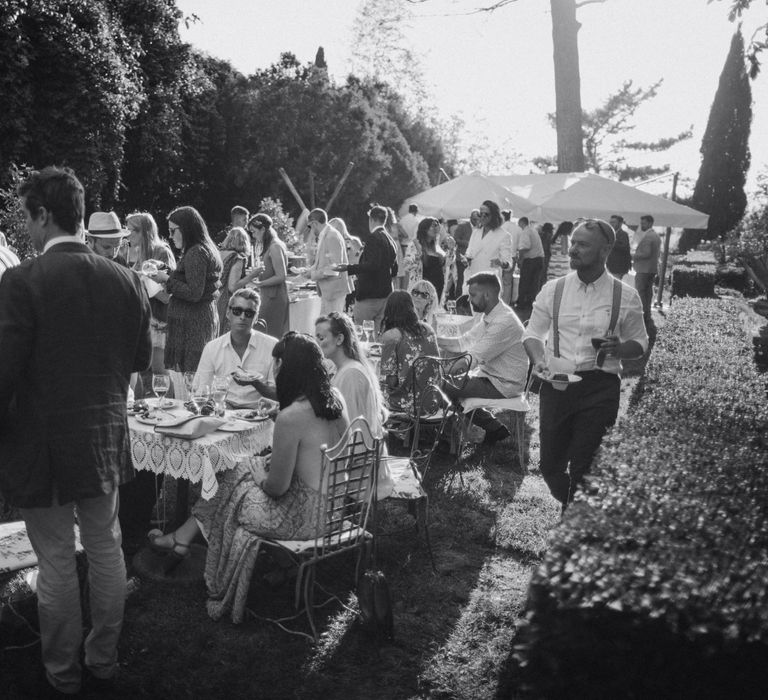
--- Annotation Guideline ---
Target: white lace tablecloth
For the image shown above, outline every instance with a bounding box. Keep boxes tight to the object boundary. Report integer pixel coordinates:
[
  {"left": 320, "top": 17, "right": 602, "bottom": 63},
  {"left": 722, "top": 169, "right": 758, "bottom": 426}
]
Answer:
[{"left": 129, "top": 418, "right": 274, "bottom": 500}]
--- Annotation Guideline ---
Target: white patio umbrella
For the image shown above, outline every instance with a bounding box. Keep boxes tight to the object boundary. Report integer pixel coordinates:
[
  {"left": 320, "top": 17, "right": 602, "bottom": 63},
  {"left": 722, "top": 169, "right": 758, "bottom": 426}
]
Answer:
[
  {"left": 399, "top": 171, "right": 536, "bottom": 220},
  {"left": 491, "top": 172, "right": 709, "bottom": 229}
]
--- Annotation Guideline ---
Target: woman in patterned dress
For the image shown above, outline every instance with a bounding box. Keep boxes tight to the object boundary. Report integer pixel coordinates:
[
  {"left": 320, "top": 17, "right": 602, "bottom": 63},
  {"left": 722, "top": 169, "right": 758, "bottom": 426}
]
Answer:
[
  {"left": 379, "top": 290, "right": 440, "bottom": 413},
  {"left": 147, "top": 334, "right": 348, "bottom": 573},
  {"left": 248, "top": 213, "right": 289, "bottom": 339},
  {"left": 152, "top": 207, "right": 222, "bottom": 381}
]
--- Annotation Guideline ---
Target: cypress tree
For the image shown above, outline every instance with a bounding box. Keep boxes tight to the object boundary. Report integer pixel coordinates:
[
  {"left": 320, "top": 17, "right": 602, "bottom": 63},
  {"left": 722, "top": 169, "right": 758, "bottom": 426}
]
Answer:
[{"left": 679, "top": 29, "right": 752, "bottom": 252}]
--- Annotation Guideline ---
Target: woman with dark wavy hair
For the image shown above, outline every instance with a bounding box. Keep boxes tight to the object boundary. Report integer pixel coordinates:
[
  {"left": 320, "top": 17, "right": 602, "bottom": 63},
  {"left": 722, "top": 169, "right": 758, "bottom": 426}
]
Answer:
[
  {"left": 147, "top": 334, "right": 349, "bottom": 609},
  {"left": 152, "top": 206, "right": 222, "bottom": 393},
  {"left": 379, "top": 290, "right": 439, "bottom": 411},
  {"left": 247, "top": 213, "right": 289, "bottom": 338}
]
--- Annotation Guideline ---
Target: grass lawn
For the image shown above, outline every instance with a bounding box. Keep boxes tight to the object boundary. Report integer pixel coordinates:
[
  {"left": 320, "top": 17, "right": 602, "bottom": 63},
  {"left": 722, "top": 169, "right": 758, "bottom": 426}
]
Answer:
[{"left": 0, "top": 254, "right": 656, "bottom": 699}]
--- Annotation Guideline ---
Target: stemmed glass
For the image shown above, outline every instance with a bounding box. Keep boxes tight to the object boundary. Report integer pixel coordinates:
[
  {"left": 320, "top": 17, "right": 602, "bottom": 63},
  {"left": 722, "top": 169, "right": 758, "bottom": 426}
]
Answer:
[
  {"left": 211, "top": 375, "right": 230, "bottom": 417},
  {"left": 151, "top": 374, "right": 171, "bottom": 413},
  {"left": 191, "top": 381, "right": 210, "bottom": 415},
  {"left": 362, "top": 320, "right": 375, "bottom": 343}
]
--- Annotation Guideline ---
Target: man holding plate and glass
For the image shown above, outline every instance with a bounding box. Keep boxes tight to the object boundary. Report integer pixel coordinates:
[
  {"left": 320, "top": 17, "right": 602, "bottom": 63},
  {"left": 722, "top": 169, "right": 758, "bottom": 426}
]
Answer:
[
  {"left": 523, "top": 218, "right": 647, "bottom": 511},
  {"left": 194, "top": 288, "right": 277, "bottom": 407}
]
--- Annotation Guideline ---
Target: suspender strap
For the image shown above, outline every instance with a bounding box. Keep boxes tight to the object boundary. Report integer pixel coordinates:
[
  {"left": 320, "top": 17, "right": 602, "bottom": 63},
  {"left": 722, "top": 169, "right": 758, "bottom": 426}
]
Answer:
[
  {"left": 552, "top": 277, "right": 566, "bottom": 358},
  {"left": 608, "top": 278, "right": 622, "bottom": 334}
]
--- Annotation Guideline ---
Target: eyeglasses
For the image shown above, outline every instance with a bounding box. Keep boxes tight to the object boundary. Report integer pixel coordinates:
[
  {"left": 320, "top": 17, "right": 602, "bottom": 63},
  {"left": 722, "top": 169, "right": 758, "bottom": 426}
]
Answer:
[
  {"left": 229, "top": 306, "right": 256, "bottom": 318},
  {"left": 411, "top": 289, "right": 430, "bottom": 299},
  {"left": 574, "top": 218, "right": 614, "bottom": 244}
]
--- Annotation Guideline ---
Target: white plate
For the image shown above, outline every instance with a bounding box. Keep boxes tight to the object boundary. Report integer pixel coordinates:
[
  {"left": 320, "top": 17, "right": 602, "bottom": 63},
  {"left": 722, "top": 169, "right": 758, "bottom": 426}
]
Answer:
[
  {"left": 535, "top": 372, "right": 582, "bottom": 385},
  {"left": 147, "top": 398, "right": 179, "bottom": 409}
]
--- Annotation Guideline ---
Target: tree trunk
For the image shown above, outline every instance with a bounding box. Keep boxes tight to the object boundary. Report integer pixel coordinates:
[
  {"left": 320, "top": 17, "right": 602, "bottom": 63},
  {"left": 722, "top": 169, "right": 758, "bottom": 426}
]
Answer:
[{"left": 551, "top": 0, "right": 585, "bottom": 172}]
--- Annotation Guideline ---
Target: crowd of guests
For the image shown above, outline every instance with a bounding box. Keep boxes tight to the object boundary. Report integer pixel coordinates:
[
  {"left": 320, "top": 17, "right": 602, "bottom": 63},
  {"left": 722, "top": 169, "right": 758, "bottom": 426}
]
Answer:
[{"left": 0, "top": 164, "right": 659, "bottom": 695}]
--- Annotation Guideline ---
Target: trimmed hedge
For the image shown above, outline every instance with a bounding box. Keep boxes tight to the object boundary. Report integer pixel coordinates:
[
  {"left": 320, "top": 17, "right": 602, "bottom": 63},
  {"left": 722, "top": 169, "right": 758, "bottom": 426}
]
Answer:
[
  {"left": 671, "top": 265, "right": 716, "bottom": 298},
  {"left": 513, "top": 299, "right": 768, "bottom": 698}
]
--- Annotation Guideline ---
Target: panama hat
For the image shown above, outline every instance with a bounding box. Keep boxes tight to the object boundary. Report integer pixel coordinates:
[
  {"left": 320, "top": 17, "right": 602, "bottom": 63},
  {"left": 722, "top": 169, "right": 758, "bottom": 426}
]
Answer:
[{"left": 87, "top": 211, "right": 127, "bottom": 238}]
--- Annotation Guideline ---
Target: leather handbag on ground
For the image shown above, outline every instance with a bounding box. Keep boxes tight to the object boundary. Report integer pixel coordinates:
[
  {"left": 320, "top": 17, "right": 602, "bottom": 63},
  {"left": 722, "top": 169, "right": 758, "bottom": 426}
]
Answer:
[{"left": 357, "top": 569, "right": 394, "bottom": 641}]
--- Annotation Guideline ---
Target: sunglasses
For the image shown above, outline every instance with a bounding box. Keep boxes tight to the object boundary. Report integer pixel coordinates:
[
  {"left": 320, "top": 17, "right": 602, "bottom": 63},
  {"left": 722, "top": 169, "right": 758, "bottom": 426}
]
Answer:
[
  {"left": 411, "top": 289, "right": 430, "bottom": 299},
  {"left": 229, "top": 306, "right": 256, "bottom": 318}
]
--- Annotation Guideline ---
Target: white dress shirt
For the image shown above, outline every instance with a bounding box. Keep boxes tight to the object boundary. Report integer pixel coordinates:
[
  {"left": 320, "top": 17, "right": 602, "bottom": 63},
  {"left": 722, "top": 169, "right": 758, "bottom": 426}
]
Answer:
[
  {"left": 194, "top": 330, "right": 277, "bottom": 407},
  {"left": 448, "top": 300, "right": 528, "bottom": 397},
  {"left": 523, "top": 270, "right": 648, "bottom": 375},
  {"left": 464, "top": 227, "right": 515, "bottom": 293}
]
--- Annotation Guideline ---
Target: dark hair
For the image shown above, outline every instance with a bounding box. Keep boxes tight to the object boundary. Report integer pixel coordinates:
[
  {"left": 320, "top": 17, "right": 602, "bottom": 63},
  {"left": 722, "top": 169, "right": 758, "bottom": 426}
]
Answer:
[
  {"left": 368, "top": 205, "right": 388, "bottom": 224},
  {"left": 610, "top": 214, "right": 624, "bottom": 225},
  {"left": 481, "top": 200, "right": 503, "bottom": 230},
  {"left": 502, "top": 209, "right": 512, "bottom": 221},
  {"left": 641, "top": 214, "right": 655, "bottom": 226},
  {"left": 518, "top": 216, "right": 529, "bottom": 227},
  {"left": 249, "top": 213, "right": 276, "bottom": 256},
  {"left": 19, "top": 167, "right": 84, "bottom": 236},
  {"left": 381, "top": 290, "right": 425, "bottom": 337},
  {"left": 408, "top": 203, "right": 418, "bottom": 214},
  {"left": 230, "top": 287, "right": 261, "bottom": 315},
  {"left": 272, "top": 333, "right": 343, "bottom": 419},
  {"left": 541, "top": 222, "right": 554, "bottom": 234},
  {"left": 167, "top": 206, "right": 219, "bottom": 259},
  {"left": 416, "top": 217, "right": 444, "bottom": 263},
  {"left": 315, "top": 312, "right": 363, "bottom": 362},
  {"left": 308, "top": 208, "right": 328, "bottom": 225},
  {"left": 231, "top": 205, "right": 249, "bottom": 219},
  {"left": 467, "top": 271, "right": 501, "bottom": 294},
  {"left": 553, "top": 221, "right": 574, "bottom": 243}
]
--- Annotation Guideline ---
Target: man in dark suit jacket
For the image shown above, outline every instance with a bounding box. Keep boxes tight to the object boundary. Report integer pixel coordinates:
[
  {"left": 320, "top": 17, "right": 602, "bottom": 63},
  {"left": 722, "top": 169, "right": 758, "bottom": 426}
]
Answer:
[
  {"left": 606, "top": 214, "right": 632, "bottom": 280},
  {"left": 0, "top": 167, "right": 152, "bottom": 695}
]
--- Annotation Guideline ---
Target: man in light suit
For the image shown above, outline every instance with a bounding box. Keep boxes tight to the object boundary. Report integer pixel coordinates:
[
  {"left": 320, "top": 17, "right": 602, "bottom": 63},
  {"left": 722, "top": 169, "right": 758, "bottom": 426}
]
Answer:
[
  {"left": 0, "top": 167, "right": 152, "bottom": 695},
  {"left": 307, "top": 207, "right": 352, "bottom": 315}
]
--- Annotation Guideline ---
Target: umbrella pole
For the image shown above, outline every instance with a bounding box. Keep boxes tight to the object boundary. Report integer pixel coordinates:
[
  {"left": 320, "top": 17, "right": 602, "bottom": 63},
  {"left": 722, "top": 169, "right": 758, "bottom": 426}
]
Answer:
[{"left": 654, "top": 172, "right": 678, "bottom": 308}]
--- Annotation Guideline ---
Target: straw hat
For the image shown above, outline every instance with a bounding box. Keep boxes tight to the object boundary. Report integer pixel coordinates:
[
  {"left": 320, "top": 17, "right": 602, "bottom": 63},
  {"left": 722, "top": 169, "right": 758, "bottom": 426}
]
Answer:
[{"left": 87, "top": 212, "right": 127, "bottom": 238}]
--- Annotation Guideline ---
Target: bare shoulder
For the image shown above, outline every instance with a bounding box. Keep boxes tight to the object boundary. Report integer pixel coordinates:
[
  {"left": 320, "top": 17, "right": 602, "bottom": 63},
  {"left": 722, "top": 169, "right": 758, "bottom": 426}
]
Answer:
[{"left": 380, "top": 328, "right": 402, "bottom": 344}]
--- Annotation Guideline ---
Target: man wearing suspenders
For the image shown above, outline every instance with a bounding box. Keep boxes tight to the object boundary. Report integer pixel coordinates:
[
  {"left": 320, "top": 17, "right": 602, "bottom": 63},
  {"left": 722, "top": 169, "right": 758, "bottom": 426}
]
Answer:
[{"left": 522, "top": 219, "right": 648, "bottom": 509}]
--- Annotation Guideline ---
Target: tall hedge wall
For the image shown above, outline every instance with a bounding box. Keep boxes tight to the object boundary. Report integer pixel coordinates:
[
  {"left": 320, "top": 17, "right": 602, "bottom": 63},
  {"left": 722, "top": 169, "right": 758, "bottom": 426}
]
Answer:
[{"left": 512, "top": 298, "right": 768, "bottom": 698}]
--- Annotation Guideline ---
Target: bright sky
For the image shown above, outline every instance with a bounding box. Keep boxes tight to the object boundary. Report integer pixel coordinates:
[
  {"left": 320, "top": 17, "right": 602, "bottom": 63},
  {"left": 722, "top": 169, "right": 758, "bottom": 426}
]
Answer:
[{"left": 176, "top": 0, "right": 768, "bottom": 199}]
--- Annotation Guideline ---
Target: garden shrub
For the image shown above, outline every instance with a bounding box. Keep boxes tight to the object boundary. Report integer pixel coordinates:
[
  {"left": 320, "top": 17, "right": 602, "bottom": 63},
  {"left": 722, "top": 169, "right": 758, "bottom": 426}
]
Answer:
[
  {"left": 671, "top": 265, "right": 716, "bottom": 298},
  {"left": 677, "top": 249, "right": 718, "bottom": 266},
  {"left": 513, "top": 299, "right": 768, "bottom": 699}
]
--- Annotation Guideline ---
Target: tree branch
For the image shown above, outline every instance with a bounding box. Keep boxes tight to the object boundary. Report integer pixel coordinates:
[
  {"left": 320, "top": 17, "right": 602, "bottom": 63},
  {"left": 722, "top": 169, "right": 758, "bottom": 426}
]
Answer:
[{"left": 574, "top": 0, "right": 607, "bottom": 8}]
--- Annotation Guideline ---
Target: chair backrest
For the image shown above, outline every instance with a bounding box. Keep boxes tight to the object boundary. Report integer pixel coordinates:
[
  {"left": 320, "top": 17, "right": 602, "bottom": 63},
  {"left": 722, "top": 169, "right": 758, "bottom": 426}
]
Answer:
[
  {"left": 439, "top": 352, "right": 471, "bottom": 393},
  {"left": 313, "top": 416, "right": 381, "bottom": 554},
  {"left": 409, "top": 355, "right": 447, "bottom": 420}
]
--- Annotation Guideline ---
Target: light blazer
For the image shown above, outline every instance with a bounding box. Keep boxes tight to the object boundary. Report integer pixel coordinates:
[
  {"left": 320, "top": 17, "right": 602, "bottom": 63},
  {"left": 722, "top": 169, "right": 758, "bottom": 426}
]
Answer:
[
  {"left": 309, "top": 224, "right": 352, "bottom": 299},
  {"left": 0, "top": 240, "right": 152, "bottom": 508}
]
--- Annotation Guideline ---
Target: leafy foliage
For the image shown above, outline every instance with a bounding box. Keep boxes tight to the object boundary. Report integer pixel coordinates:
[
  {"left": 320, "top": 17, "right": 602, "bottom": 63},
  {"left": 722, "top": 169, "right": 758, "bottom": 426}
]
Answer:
[
  {"left": 537, "top": 80, "right": 692, "bottom": 181},
  {"left": 513, "top": 298, "right": 768, "bottom": 697},
  {"left": 680, "top": 29, "right": 752, "bottom": 252},
  {"left": 711, "top": 0, "right": 768, "bottom": 77},
  {"left": 670, "top": 265, "right": 717, "bottom": 298}
]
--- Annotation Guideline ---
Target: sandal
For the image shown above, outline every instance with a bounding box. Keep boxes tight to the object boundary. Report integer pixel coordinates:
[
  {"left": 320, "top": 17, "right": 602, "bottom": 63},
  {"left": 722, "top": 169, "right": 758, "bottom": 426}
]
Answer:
[{"left": 147, "top": 529, "right": 191, "bottom": 561}]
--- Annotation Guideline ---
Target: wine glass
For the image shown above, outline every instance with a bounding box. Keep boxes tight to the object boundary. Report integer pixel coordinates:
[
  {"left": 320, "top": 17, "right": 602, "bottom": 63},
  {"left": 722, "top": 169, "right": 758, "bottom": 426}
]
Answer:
[
  {"left": 446, "top": 300, "right": 457, "bottom": 315},
  {"left": 151, "top": 374, "right": 171, "bottom": 411},
  {"left": 183, "top": 372, "right": 195, "bottom": 401},
  {"left": 191, "top": 382, "right": 210, "bottom": 414},
  {"left": 211, "top": 375, "right": 230, "bottom": 417},
  {"left": 362, "top": 320, "right": 375, "bottom": 343}
]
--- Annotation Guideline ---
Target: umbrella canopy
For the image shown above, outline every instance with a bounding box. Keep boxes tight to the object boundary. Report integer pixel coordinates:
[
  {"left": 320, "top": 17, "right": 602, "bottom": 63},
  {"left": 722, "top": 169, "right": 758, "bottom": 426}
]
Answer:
[
  {"left": 491, "top": 172, "right": 709, "bottom": 229},
  {"left": 399, "top": 171, "right": 536, "bottom": 220}
]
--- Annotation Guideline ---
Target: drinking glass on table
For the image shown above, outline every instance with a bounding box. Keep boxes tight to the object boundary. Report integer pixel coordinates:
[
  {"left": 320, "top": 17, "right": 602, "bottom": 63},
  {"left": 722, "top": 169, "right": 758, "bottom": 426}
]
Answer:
[
  {"left": 211, "top": 375, "right": 230, "bottom": 417},
  {"left": 151, "top": 374, "right": 171, "bottom": 411},
  {"left": 191, "top": 381, "right": 210, "bottom": 414},
  {"left": 362, "top": 320, "right": 375, "bottom": 343},
  {"left": 183, "top": 371, "right": 195, "bottom": 401}
]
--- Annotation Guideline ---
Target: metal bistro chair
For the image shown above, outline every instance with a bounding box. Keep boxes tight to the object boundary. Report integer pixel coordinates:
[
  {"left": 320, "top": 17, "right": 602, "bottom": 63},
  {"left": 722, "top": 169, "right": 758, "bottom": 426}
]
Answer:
[{"left": 252, "top": 417, "right": 381, "bottom": 641}]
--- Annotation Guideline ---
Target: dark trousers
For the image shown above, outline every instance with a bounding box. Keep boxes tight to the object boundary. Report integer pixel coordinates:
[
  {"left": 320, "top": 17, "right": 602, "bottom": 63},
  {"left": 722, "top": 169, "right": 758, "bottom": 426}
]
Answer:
[
  {"left": 539, "top": 371, "right": 620, "bottom": 504},
  {"left": 443, "top": 376, "right": 506, "bottom": 434},
  {"left": 517, "top": 257, "right": 544, "bottom": 309},
  {"left": 635, "top": 272, "right": 655, "bottom": 329}
]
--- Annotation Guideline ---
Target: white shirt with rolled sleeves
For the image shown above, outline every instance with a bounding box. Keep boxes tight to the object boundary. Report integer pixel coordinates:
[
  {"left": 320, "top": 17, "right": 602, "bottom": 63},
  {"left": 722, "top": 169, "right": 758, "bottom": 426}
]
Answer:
[
  {"left": 194, "top": 330, "right": 277, "bottom": 407},
  {"left": 464, "top": 227, "right": 515, "bottom": 293},
  {"left": 444, "top": 300, "right": 528, "bottom": 397},
  {"left": 523, "top": 270, "right": 648, "bottom": 376}
]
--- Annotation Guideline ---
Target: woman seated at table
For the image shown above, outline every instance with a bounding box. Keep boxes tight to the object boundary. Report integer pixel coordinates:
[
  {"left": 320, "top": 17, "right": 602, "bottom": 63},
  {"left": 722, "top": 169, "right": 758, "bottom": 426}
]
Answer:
[
  {"left": 147, "top": 333, "right": 349, "bottom": 572},
  {"left": 379, "top": 290, "right": 440, "bottom": 413},
  {"left": 315, "top": 311, "right": 394, "bottom": 494},
  {"left": 410, "top": 279, "right": 440, "bottom": 330}
]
